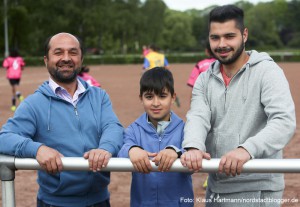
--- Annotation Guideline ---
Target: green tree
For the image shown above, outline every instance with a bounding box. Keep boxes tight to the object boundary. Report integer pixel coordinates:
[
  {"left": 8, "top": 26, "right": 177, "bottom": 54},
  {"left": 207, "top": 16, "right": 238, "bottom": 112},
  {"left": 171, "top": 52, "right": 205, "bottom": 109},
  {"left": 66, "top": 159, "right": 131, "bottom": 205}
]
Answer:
[
  {"left": 245, "top": 1, "right": 284, "bottom": 49},
  {"left": 160, "top": 10, "right": 196, "bottom": 51},
  {"left": 140, "top": 0, "right": 167, "bottom": 46}
]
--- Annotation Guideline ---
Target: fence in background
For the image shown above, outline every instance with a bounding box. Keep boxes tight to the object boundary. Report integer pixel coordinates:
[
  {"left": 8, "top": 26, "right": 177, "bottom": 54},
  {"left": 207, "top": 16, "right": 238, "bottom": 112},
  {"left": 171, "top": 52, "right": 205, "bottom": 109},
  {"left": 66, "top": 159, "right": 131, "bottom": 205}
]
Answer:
[{"left": 1, "top": 155, "right": 300, "bottom": 207}]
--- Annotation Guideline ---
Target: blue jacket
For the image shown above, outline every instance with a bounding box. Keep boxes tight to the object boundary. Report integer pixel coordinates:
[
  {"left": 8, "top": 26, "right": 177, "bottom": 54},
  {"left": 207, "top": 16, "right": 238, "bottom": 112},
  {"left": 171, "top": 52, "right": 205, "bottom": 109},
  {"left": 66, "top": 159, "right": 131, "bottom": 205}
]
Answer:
[
  {"left": 118, "top": 112, "right": 194, "bottom": 207},
  {"left": 0, "top": 79, "right": 123, "bottom": 207}
]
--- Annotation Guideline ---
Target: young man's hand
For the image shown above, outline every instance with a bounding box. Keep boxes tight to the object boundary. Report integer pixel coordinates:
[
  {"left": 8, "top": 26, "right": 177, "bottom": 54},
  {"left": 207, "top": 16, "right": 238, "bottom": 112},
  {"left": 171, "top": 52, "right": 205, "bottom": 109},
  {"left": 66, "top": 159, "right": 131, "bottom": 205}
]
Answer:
[
  {"left": 218, "top": 147, "right": 251, "bottom": 176},
  {"left": 152, "top": 148, "right": 178, "bottom": 172},
  {"left": 129, "top": 147, "right": 157, "bottom": 173},
  {"left": 180, "top": 149, "right": 211, "bottom": 172}
]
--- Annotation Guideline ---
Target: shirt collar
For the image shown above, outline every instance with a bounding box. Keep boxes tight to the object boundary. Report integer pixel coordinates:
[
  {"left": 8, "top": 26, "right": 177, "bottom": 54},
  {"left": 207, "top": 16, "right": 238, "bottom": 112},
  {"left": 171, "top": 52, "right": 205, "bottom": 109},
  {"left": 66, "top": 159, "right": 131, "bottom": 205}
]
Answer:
[
  {"left": 147, "top": 113, "right": 171, "bottom": 135},
  {"left": 48, "top": 77, "right": 86, "bottom": 95}
]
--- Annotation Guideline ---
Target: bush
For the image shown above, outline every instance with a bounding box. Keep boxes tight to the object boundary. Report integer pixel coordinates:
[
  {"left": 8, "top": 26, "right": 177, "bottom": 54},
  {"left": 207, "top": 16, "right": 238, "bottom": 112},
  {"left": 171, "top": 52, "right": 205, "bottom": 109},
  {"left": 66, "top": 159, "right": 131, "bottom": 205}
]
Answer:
[{"left": 2, "top": 52, "right": 299, "bottom": 66}]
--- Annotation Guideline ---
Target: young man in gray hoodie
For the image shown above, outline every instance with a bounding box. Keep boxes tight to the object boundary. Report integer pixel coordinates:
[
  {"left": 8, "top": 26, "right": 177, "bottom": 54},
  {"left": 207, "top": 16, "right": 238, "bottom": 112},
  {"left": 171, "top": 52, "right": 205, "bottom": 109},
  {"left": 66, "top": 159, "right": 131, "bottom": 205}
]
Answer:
[{"left": 180, "top": 5, "right": 296, "bottom": 207}]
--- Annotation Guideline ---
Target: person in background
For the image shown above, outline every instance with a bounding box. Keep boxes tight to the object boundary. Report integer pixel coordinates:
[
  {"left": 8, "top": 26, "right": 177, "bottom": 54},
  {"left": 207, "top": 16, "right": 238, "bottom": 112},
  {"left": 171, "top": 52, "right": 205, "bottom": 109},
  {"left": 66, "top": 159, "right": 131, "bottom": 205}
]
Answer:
[
  {"left": 0, "top": 32, "right": 123, "bottom": 207},
  {"left": 78, "top": 65, "right": 101, "bottom": 87},
  {"left": 118, "top": 67, "right": 193, "bottom": 207},
  {"left": 187, "top": 41, "right": 215, "bottom": 102},
  {"left": 181, "top": 5, "right": 295, "bottom": 207},
  {"left": 143, "top": 44, "right": 170, "bottom": 71},
  {"left": 2, "top": 49, "right": 25, "bottom": 112}
]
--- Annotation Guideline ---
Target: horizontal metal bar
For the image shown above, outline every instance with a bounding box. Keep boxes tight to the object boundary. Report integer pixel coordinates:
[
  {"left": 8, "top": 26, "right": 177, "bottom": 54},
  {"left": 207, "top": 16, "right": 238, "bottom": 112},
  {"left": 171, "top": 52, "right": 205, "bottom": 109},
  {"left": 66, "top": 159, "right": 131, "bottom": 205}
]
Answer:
[{"left": 14, "top": 158, "right": 300, "bottom": 173}]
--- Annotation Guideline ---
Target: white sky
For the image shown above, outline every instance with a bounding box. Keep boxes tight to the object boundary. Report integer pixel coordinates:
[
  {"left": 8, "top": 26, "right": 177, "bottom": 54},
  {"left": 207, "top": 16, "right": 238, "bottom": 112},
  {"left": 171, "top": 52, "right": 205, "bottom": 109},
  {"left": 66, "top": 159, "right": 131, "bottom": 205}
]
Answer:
[{"left": 160, "top": 0, "right": 273, "bottom": 11}]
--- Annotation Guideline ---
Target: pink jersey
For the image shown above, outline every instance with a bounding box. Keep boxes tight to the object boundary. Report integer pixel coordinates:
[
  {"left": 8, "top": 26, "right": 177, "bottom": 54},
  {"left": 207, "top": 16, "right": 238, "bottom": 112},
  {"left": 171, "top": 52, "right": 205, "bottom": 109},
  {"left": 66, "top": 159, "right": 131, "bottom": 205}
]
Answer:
[
  {"left": 2, "top": 56, "right": 25, "bottom": 79},
  {"left": 187, "top": 58, "right": 215, "bottom": 87},
  {"left": 78, "top": 72, "right": 101, "bottom": 87}
]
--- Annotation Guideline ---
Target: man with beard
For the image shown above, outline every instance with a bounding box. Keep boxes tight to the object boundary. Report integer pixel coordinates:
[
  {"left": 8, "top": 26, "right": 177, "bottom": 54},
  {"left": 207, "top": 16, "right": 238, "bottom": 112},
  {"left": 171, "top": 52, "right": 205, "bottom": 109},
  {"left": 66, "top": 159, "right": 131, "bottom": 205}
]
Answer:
[
  {"left": 0, "top": 32, "right": 123, "bottom": 207},
  {"left": 180, "top": 5, "right": 295, "bottom": 207}
]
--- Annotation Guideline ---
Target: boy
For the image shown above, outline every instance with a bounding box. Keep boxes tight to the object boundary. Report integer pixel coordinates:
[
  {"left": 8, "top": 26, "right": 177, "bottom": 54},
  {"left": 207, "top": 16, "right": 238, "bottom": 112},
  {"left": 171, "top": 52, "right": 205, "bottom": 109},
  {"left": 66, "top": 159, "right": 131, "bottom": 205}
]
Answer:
[{"left": 118, "top": 67, "right": 193, "bottom": 207}]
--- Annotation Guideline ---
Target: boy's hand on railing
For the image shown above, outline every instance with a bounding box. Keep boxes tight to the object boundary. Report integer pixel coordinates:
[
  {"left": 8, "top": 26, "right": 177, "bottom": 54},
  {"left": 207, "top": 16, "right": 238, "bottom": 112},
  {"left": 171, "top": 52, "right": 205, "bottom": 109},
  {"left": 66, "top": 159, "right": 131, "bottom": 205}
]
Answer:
[
  {"left": 83, "top": 149, "right": 112, "bottom": 172},
  {"left": 129, "top": 147, "right": 157, "bottom": 173},
  {"left": 36, "top": 145, "right": 64, "bottom": 174},
  {"left": 152, "top": 149, "right": 177, "bottom": 172}
]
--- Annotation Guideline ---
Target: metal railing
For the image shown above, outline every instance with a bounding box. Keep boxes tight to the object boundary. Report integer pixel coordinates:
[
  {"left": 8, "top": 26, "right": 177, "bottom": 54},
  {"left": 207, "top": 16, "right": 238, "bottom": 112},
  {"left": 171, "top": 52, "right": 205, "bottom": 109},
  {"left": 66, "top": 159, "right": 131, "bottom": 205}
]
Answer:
[{"left": 1, "top": 155, "right": 300, "bottom": 207}]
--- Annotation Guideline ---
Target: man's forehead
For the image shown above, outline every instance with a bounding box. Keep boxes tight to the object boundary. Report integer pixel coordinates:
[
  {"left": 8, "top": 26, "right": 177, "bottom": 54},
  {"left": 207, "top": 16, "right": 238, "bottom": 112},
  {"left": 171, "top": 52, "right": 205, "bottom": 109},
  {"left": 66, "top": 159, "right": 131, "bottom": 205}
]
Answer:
[{"left": 50, "top": 33, "right": 79, "bottom": 47}]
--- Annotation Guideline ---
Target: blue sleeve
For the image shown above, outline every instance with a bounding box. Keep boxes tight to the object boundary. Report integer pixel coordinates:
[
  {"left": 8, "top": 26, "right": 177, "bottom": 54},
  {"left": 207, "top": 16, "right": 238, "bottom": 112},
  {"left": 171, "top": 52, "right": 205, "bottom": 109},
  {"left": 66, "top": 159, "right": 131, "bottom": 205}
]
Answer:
[
  {"left": 98, "top": 92, "right": 124, "bottom": 157},
  {"left": 143, "top": 58, "right": 150, "bottom": 69},
  {"left": 117, "top": 125, "right": 138, "bottom": 158},
  {"left": 164, "top": 58, "right": 169, "bottom": 66},
  {"left": 0, "top": 101, "right": 43, "bottom": 158}
]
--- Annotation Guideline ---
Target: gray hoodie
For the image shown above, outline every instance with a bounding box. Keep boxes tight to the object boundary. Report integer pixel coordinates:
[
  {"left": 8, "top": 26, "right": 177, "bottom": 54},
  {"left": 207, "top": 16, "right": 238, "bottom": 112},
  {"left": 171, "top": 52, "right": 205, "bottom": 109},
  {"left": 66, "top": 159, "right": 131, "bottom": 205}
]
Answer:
[{"left": 183, "top": 50, "right": 296, "bottom": 193}]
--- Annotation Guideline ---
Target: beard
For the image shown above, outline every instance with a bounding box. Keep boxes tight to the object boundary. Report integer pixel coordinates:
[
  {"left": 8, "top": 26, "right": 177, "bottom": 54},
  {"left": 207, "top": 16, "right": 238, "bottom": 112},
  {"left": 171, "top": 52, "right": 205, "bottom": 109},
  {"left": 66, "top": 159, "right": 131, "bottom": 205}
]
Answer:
[
  {"left": 213, "top": 41, "right": 245, "bottom": 65},
  {"left": 48, "top": 60, "right": 80, "bottom": 83}
]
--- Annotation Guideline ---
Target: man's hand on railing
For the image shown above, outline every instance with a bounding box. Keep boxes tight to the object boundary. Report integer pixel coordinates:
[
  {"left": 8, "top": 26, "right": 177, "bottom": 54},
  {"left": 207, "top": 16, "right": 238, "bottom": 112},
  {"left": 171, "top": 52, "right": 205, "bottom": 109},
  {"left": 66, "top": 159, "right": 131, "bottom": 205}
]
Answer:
[{"left": 36, "top": 145, "right": 64, "bottom": 174}]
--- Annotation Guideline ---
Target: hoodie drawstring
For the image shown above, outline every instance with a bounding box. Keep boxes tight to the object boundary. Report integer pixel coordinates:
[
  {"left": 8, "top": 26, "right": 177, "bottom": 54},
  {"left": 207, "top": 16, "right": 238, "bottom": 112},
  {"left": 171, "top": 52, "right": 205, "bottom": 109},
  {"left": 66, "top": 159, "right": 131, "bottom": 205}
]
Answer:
[
  {"left": 242, "top": 63, "right": 251, "bottom": 103},
  {"left": 47, "top": 97, "right": 52, "bottom": 131}
]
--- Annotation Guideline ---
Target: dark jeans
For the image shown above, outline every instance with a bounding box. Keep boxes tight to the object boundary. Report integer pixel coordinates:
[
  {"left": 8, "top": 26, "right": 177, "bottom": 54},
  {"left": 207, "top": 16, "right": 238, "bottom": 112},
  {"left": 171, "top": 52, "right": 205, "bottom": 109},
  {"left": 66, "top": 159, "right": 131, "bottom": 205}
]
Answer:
[{"left": 37, "top": 198, "right": 110, "bottom": 207}]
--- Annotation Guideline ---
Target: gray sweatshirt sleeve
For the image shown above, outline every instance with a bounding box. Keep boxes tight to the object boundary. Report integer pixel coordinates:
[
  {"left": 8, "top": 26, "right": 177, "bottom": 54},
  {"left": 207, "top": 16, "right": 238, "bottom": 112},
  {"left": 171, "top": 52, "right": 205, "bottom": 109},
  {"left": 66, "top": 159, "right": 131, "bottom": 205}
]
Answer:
[
  {"left": 183, "top": 72, "right": 212, "bottom": 151},
  {"left": 240, "top": 63, "right": 296, "bottom": 158}
]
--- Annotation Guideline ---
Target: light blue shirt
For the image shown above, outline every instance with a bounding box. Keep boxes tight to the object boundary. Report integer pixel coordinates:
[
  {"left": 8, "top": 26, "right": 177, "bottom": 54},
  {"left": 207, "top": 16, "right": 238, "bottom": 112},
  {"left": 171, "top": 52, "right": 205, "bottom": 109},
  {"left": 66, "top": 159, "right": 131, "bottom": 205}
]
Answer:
[
  {"left": 147, "top": 114, "right": 170, "bottom": 136},
  {"left": 48, "top": 77, "right": 86, "bottom": 106},
  {"left": 146, "top": 114, "right": 180, "bottom": 153}
]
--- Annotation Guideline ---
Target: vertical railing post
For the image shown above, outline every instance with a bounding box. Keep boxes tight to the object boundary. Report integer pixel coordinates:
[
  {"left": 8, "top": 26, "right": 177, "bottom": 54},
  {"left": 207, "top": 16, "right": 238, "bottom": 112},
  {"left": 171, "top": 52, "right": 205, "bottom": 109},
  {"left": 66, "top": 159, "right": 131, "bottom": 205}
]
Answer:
[{"left": 0, "top": 155, "right": 16, "bottom": 207}]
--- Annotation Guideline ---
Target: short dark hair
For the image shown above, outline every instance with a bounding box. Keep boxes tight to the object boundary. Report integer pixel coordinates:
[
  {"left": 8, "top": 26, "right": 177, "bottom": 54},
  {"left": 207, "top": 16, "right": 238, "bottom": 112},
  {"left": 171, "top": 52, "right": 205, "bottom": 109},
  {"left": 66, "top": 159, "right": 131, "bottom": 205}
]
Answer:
[
  {"left": 44, "top": 33, "right": 84, "bottom": 58},
  {"left": 205, "top": 39, "right": 213, "bottom": 57},
  {"left": 148, "top": 44, "right": 159, "bottom": 51},
  {"left": 209, "top": 5, "right": 245, "bottom": 34},
  {"left": 140, "top": 67, "right": 174, "bottom": 97},
  {"left": 10, "top": 48, "right": 19, "bottom": 57}
]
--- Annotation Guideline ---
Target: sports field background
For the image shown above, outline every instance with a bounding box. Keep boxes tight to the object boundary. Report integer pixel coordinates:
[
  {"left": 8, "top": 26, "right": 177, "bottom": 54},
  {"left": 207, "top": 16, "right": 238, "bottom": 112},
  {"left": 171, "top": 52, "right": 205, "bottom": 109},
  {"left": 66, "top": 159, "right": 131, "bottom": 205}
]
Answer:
[{"left": 0, "top": 63, "right": 299, "bottom": 206}]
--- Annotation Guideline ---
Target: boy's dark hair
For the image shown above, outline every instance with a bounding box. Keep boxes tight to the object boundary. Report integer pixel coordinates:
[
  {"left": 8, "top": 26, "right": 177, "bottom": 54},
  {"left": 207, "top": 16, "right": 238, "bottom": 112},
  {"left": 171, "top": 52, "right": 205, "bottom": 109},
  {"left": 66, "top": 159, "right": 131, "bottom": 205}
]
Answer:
[
  {"left": 10, "top": 49, "right": 19, "bottom": 57},
  {"left": 44, "top": 33, "right": 84, "bottom": 59},
  {"left": 140, "top": 67, "right": 174, "bottom": 97},
  {"left": 149, "top": 44, "right": 159, "bottom": 52},
  {"left": 209, "top": 5, "right": 245, "bottom": 34},
  {"left": 205, "top": 39, "right": 213, "bottom": 57}
]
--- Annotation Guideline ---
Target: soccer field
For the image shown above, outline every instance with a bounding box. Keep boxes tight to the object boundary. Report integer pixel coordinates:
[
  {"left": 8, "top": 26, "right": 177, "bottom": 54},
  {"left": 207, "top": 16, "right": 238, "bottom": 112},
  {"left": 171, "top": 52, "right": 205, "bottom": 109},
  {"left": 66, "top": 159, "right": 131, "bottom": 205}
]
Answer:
[{"left": 0, "top": 63, "right": 299, "bottom": 206}]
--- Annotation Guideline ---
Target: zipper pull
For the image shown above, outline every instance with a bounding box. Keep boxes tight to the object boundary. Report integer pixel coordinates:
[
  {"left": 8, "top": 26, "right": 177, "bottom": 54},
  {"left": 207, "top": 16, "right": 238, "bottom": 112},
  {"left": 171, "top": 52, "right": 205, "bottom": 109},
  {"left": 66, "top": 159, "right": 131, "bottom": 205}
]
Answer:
[{"left": 74, "top": 107, "right": 78, "bottom": 116}]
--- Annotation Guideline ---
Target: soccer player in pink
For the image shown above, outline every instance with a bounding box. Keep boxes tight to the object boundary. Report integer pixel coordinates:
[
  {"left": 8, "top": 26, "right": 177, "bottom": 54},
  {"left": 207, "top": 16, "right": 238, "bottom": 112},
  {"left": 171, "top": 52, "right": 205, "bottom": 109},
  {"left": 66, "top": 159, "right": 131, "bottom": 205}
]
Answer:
[
  {"left": 187, "top": 42, "right": 216, "bottom": 90},
  {"left": 78, "top": 65, "right": 101, "bottom": 87},
  {"left": 2, "top": 49, "right": 25, "bottom": 111}
]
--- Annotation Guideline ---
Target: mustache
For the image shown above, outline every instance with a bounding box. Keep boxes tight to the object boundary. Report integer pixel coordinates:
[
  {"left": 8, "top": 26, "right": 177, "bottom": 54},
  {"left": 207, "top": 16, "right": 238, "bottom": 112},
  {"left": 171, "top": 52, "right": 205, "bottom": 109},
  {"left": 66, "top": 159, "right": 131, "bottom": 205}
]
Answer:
[
  {"left": 57, "top": 60, "right": 74, "bottom": 67},
  {"left": 215, "top": 47, "right": 232, "bottom": 53}
]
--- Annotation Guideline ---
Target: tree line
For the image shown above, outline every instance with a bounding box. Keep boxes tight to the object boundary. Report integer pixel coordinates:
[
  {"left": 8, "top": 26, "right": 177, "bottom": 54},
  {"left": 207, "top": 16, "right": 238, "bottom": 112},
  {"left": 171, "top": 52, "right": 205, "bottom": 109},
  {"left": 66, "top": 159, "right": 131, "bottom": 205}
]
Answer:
[{"left": 0, "top": 0, "right": 299, "bottom": 57}]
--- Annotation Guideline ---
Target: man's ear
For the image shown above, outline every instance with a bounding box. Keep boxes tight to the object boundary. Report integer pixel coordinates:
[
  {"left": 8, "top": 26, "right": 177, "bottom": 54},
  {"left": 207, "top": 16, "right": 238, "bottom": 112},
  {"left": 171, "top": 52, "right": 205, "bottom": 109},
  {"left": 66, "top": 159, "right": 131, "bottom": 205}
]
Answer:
[
  {"left": 44, "top": 56, "right": 48, "bottom": 67},
  {"left": 243, "top": 28, "right": 248, "bottom": 43}
]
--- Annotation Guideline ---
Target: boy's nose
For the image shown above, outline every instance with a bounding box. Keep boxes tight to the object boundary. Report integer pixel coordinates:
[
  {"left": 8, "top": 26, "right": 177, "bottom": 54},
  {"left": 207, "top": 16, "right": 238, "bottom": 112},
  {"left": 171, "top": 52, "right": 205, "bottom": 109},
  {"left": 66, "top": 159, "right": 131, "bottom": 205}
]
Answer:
[{"left": 152, "top": 97, "right": 161, "bottom": 106}]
